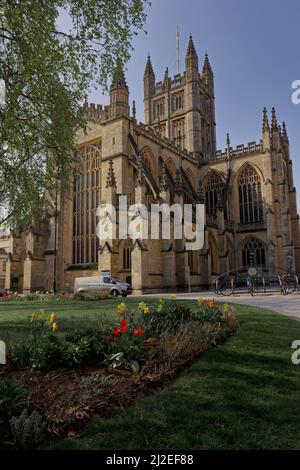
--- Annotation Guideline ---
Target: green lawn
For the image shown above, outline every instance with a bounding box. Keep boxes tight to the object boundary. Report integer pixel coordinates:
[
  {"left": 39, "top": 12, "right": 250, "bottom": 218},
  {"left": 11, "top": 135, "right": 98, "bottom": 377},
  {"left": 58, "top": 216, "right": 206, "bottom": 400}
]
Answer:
[
  {"left": 1, "top": 299, "right": 300, "bottom": 449},
  {"left": 0, "top": 298, "right": 160, "bottom": 342}
]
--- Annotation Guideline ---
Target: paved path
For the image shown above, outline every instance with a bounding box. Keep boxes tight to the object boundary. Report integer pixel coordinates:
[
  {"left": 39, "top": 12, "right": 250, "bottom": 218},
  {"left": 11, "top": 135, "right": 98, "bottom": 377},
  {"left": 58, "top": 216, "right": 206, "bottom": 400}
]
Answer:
[{"left": 135, "top": 292, "right": 300, "bottom": 320}]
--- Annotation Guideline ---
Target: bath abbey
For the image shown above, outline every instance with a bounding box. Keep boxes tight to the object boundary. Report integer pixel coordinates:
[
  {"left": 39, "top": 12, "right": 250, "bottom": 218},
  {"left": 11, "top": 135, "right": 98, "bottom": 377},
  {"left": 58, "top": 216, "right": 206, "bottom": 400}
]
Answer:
[{"left": 1, "top": 36, "right": 300, "bottom": 293}]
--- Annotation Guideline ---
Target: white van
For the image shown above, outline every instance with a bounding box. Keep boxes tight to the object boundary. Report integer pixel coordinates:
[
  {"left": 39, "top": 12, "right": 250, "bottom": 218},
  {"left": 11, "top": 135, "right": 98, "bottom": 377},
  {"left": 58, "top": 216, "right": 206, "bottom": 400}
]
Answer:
[{"left": 74, "top": 275, "right": 131, "bottom": 297}]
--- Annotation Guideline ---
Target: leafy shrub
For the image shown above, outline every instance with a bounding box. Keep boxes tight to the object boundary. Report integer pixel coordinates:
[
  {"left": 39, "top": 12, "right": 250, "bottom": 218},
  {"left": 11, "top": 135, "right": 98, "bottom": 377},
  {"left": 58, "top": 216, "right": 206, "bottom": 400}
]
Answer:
[
  {"left": 0, "top": 378, "right": 27, "bottom": 416},
  {"left": 141, "top": 299, "right": 193, "bottom": 337},
  {"left": 24, "top": 293, "right": 39, "bottom": 301},
  {"left": 72, "top": 292, "right": 109, "bottom": 301},
  {"left": 29, "top": 336, "right": 65, "bottom": 369},
  {"left": 66, "top": 328, "right": 109, "bottom": 358},
  {"left": 10, "top": 409, "right": 45, "bottom": 449},
  {"left": 193, "top": 299, "right": 224, "bottom": 323},
  {"left": 13, "top": 315, "right": 110, "bottom": 370}
]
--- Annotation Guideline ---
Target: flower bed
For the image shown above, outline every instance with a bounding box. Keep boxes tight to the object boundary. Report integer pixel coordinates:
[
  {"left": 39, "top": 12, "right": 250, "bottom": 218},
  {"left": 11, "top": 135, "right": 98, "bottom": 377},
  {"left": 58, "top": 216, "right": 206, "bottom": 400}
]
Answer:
[
  {"left": 0, "top": 298, "right": 239, "bottom": 449},
  {"left": 0, "top": 291, "right": 109, "bottom": 302}
]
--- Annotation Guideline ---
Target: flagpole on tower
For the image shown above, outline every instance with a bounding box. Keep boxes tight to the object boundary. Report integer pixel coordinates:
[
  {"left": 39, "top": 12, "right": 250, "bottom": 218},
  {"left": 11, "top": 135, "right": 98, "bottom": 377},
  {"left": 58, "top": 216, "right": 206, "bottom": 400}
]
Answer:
[{"left": 176, "top": 26, "right": 180, "bottom": 74}]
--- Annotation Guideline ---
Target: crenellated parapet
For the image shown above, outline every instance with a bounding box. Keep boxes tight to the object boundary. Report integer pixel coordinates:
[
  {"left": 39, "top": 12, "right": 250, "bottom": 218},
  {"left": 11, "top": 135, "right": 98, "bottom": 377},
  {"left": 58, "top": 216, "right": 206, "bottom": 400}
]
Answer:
[
  {"left": 154, "top": 72, "right": 186, "bottom": 95},
  {"left": 215, "top": 140, "right": 263, "bottom": 160},
  {"left": 133, "top": 121, "right": 196, "bottom": 164},
  {"left": 82, "top": 101, "right": 110, "bottom": 122}
]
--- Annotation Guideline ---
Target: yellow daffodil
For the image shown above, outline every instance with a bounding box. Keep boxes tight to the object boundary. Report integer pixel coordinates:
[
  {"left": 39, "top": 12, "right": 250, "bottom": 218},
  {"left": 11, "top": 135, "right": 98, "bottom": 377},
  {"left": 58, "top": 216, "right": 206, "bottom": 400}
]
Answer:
[
  {"left": 157, "top": 303, "right": 163, "bottom": 313},
  {"left": 116, "top": 303, "right": 126, "bottom": 313},
  {"left": 49, "top": 312, "right": 57, "bottom": 323},
  {"left": 223, "top": 303, "right": 229, "bottom": 313},
  {"left": 138, "top": 301, "right": 149, "bottom": 314},
  {"left": 52, "top": 322, "right": 59, "bottom": 332},
  {"left": 170, "top": 294, "right": 177, "bottom": 299}
]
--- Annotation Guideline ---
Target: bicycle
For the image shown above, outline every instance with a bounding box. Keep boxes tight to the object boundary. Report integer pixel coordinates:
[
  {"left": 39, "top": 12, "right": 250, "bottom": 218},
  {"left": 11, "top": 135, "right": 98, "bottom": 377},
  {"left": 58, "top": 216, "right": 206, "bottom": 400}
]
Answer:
[{"left": 278, "top": 274, "right": 296, "bottom": 295}]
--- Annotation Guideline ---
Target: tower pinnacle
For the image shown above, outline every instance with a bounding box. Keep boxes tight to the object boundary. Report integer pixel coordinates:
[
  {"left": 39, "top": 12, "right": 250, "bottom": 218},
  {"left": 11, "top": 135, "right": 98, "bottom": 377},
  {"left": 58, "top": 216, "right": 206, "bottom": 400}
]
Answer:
[
  {"left": 262, "top": 107, "right": 270, "bottom": 133},
  {"left": 185, "top": 35, "right": 199, "bottom": 78},
  {"left": 271, "top": 107, "right": 278, "bottom": 131},
  {"left": 106, "top": 160, "right": 117, "bottom": 188},
  {"left": 111, "top": 63, "right": 127, "bottom": 89},
  {"left": 186, "top": 35, "right": 197, "bottom": 57},
  {"left": 282, "top": 121, "right": 289, "bottom": 142},
  {"left": 144, "top": 54, "right": 155, "bottom": 78}
]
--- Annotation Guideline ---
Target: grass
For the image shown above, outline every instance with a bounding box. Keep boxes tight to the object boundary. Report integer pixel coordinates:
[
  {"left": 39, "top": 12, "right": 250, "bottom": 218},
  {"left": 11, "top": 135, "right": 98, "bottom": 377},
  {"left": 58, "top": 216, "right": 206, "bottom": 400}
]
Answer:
[
  {"left": 0, "top": 297, "right": 160, "bottom": 342},
  {"left": 1, "top": 299, "right": 300, "bottom": 449}
]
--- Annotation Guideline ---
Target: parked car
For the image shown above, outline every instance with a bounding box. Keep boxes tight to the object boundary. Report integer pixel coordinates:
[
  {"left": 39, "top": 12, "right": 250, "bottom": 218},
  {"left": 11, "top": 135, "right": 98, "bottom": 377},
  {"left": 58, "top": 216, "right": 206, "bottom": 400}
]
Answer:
[{"left": 74, "top": 275, "right": 131, "bottom": 297}]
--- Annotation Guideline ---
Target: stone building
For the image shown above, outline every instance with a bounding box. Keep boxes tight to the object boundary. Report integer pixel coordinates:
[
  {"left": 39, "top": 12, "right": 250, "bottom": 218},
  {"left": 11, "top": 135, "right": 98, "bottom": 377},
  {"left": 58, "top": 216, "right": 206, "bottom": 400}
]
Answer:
[{"left": 2, "top": 36, "right": 300, "bottom": 293}]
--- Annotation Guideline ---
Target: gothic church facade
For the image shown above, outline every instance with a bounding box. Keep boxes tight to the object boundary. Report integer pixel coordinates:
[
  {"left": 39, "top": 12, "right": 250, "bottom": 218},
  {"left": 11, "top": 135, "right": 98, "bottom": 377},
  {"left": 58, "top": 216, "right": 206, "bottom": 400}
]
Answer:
[{"left": 2, "top": 36, "right": 300, "bottom": 293}]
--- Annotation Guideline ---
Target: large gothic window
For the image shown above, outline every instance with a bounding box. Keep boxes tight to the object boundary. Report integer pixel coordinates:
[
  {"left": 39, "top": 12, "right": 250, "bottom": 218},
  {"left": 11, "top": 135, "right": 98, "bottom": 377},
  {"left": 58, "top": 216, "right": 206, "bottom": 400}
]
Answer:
[
  {"left": 72, "top": 144, "right": 101, "bottom": 264},
  {"left": 239, "top": 166, "right": 263, "bottom": 224},
  {"left": 242, "top": 238, "right": 266, "bottom": 267},
  {"left": 205, "top": 172, "right": 227, "bottom": 218}
]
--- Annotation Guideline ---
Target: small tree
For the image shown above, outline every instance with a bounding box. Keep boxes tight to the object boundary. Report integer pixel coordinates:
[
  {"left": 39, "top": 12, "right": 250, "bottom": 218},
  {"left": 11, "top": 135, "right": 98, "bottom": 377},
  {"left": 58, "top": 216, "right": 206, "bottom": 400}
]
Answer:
[{"left": 0, "top": 0, "right": 149, "bottom": 228}]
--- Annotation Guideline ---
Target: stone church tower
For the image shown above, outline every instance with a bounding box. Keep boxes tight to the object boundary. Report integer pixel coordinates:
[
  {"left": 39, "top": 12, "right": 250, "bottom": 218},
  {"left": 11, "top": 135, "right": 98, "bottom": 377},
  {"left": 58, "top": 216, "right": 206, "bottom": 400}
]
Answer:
[{"left": 144, "top": 36, "right": 216, "bottom": 159}]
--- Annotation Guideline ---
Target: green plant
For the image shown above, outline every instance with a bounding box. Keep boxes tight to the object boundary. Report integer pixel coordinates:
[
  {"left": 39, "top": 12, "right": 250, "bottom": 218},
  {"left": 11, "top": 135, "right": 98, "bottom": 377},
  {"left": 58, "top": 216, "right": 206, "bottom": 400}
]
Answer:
[
  {"left": 72, "top": 292, "right": 109, "bottom": 301},
  {"left": 0, "top": 378, "right": 27, "bottom": 416},
  {"left": 108, "top": 303, "right": 146, "bottom": 370},
  {"left": 104, "top": 352, "right": 140, "bottom": 374},
  {"left": 10, "top": 409, "right": 45, "bottom": 449},
  {"left": 62, "top": 337, "right": 93, "bottom": 366},
  {"left": 29, "top": 337, "right": 65, "bottom": 369},
  {"left": 141, "top": 299, "right": 193, "bottom": 337},
  {"left": 12, "top": 338, "right": 35, "bottom": 368},
  {"left": 72, "top": 292, "right": 85, "bottom": 301},
  {"left": 193, "top": 299, "right": 224, "bottom": 324},
  {"left": 13, "top": 322, "right": 110, "bottom": 370},
  {"left": 66, "top": 328, "right": 108, "bottom": 356}
]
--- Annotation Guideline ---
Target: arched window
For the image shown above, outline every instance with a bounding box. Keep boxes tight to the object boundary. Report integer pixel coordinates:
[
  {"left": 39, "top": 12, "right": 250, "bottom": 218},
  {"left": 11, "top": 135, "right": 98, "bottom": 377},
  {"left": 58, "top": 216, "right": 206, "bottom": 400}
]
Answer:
[
  {"left": 73, "top": 144, "right": 101, "bottom": 264},
  {"left": 123, "top": 246, "right": 132, "bottom": 270},
  {"left": 242, "top": 238, "right": 266, "bottom": 267},
  {"left": 238, "top": 166, "right": 263, "bottom": 224},
  {"left": 205, "top": 172, "right": 225, "bottom": 218}
]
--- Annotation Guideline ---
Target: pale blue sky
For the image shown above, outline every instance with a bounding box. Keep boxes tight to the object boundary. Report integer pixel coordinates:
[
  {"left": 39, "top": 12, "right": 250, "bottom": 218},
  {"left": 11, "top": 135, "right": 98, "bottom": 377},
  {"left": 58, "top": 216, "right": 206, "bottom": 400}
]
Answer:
[{"left": 89, "top": 0, "right": 300, "bottom": 196}]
